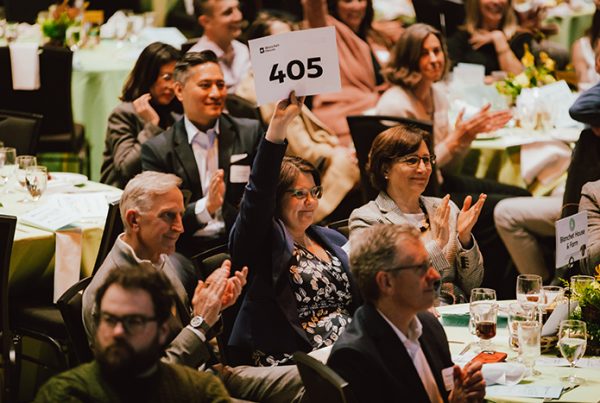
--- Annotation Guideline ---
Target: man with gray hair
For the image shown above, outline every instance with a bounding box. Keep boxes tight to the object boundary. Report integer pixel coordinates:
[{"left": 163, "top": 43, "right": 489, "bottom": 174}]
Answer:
[
  {"left": 83, "top": 171, "right": 305, "bottom": 402},
  {"left": 328, "top": 224, "right": 486, "bottom": 403}
]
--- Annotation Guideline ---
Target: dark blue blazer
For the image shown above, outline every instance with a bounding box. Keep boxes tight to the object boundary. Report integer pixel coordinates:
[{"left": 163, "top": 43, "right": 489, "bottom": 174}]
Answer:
[
  {"left": 228, "top": 138, "right": 361, "bottom": 364},
  {"left": 328, "top": 305, "right": 454, "bottom": 403}
]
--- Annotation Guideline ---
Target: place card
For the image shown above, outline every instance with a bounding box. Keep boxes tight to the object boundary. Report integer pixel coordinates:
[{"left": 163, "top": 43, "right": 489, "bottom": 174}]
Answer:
[
  {"left": 52, "top": 193, "right": 109, "bottom": 219},
  {"left": 249, "top": 26, "right": 341, "bottom": 105},
  {"left": 555, "top": 211, "right": 588, "bottom": 268},
  {"left": 19, "top": 203, "right": 81, "bottom": 232}
]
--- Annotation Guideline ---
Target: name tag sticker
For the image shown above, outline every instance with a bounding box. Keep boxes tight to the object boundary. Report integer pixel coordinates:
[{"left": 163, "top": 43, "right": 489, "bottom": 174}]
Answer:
[
  {"left": 442, "top": 366, "right": 455, "bottom": 391},
  {"left": 230, "top": 165, "right": 251, "bottom": 183},
  {"left": 230, "top": 153, "right": 248, "bottom": 163},
  {"left": 248, "top": 26, "right": 341, "bottom": 105}
]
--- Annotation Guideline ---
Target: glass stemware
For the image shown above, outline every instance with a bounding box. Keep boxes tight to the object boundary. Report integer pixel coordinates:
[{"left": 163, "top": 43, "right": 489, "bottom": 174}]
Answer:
[
  {"left": 508, "top": 302, "right": 540, "bottom": 351},
  {"left": 15, "top": 155, "right": 37, "bottom": 202},
  {"left": 470, "top": 300, "right": 498, "bottom": 352},
  {"left": 25, "top": 165, "right": 47, "bottom": 202},
  {"left": 570, "top": 275, "right": 595, "bottom": 302},
  {"left": 468, "top": 288, "right": 497, "bottom": 335},
  {"left": 541, "top": 285, "right": 564, "bottom": 323},
  {"left": 0, "top": 147, "right": 17, "bottom": 190},
  {"left": 518, "top": 320, "right": 541, "bottom": 376},
  {"left": 516, "top": 274, "right": 542, "bottom": 304},
  {"left": 558, "top": 319, "right": 587, "bottom": 386}
]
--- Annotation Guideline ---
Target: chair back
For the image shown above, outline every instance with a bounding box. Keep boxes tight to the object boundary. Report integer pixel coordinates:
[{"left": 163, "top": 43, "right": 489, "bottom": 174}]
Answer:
[
  {"left": 56, "top": 277, "right": 93, "bottom": 365},
  {"left": 225, "top": 94, "right": 264, "bottom": 127},
  {"left": 346, "top": 115, "right": 437, "bottom": 203},
  {"left": 0, "top": 45, "right": 75, "bottom": 136},
  {"left": 293, "top": 351, "right": 356, "bottom": 403},
  {"left": 0, "top": 109, "right": 43, "bottom": 155},
  {"left": 0, "top": 215, "right": 17, "bottom": 402},
  {"left": 92, "top": 199, "right": 123, "bottom": 276},
  {"left": 191, "top": 243, "right": 230, "bottom": 281},
  {"left": 327, "top": 219, "right": 349, "bottom": 239}
]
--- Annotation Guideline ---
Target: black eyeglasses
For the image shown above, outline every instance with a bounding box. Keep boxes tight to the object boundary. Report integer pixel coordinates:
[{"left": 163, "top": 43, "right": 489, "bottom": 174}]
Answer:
[
  {"left": 285, "top": 185, "right": 323, "bottom": 200},
  {"left": 387, "top": 261, "right": 432, "bottom": 277},
  {"left": 398, "top": 155, "right": 436, "bottom": 167},
  {"left": 98, "top": 312, "right": 157, "bottom": 334}
]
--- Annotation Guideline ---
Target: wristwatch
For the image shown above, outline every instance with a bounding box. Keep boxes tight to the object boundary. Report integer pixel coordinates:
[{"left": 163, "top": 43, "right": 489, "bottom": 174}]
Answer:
[{"left": 190, "top": 315, "right": 211, "bottom": 334}]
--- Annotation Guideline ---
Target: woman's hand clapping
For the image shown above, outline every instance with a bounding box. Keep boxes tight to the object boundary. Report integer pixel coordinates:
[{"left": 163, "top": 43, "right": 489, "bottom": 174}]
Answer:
[
  {"left": 432, "top": 194, "right": 451, "bottom": 250},
  {"left": 457, "top": 194, "right": 487, "bottom": 248}
]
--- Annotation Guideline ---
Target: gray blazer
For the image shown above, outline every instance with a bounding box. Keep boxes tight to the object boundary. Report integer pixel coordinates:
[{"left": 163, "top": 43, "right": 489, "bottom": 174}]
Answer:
[
  {"left": 349, "top": 192, "right": 483, "bottom": 302},
  {"left": 82, "top": 237, "right": 211, "bottom": 368},
  {"left": 580, "top": 179, "right": 600, "bottom": 276}
]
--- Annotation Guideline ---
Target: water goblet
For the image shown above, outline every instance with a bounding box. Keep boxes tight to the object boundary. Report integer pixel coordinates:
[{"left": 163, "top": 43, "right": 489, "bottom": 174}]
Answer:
[
  {"left": 15, "top": 155, "right": 37, "bottom": 201},
  {"left": 470, "top": 301, "right": 498, "bottom": 352},
  {"left": 516, "top": 274, "right": 542, "bottom": 304},
  {"left": 518, "top": 320, "right": 541, "bottom": 376},
  {"left": 558, "top": 319, "right": 587, "bottom": 386},
  {"left": 570, "top": 275, "right": 595, "bottom": 302},
  {"left": 468, "top": 288, "right": 496, "bottom": 335},
  {"left": 508, "top": 302, "right": 539, "bottom": 351},
  {"left": 541, "top": 285, "right": 564, "bottom": 323},
  {"left": 25, "top": 165, "right": 47, "bottom": 202},
  {"left": 0, "top": 147, "right": 17, "bottom": 190}
]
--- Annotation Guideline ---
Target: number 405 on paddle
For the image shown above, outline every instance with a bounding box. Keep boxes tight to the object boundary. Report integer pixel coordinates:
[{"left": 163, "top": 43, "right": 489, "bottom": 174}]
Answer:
[{"left": 249, "top": 26, "right": 341, "bottom": 105}]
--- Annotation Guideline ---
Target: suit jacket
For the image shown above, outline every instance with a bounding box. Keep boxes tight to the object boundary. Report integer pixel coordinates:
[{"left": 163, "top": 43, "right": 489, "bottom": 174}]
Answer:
[
  {"left": 228, "top": 138, "right": 361, "bottom": 364},
  {"left": 580, "top": 179, "right": 600, "bottom": 276},
  {"left": 141, "top": 114, "right": 263, "bottom": 236},
  {"left": 349, "top": 192, "right": 483, "bottom": 303},
  {"left": 82, "top": 238, "right": 211, "bottom": 368},
  {"left": 327, "top": 305, "right": 453, "bottom": 403}
]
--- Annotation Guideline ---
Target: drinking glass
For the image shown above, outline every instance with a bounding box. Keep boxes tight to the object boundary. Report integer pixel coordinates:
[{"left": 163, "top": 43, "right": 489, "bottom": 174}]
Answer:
[
  {"left": 570, "top": 275, "right": 595, "bottom": 301},
  {"left": 508, "top": 302, "right": 540, "bottom": 351},
  {"left": 518, "top": 321, "right": 541, "bottom": 376},
  {"left": 470, "top": 301, "right": 498, "bottom": 352},
  {"left": 558, "top": 320, "right": 587, "bottom": 385},
  {"left": 542, "top": 285, "right": 564, "bottom": 322},
  {"left": 15, "top": 155, "right": 37, "bottom": 201},
  {"left": 25, "top": 165, "right": 47, "bottom": 202},
  {"left": 468, "top": 288, "right": 496, "bottom": 335},
  {"left": 0, "top": 147, "right": 17, "bottom": 189},
  {"left": 66, "top": 24, "right": 82, "bottom": 51},
  {"left": 516, "top": 274, "right": 542, "bottom": 304},
  {"left": 5, "top": 22, "right": 18, "bottom": 43}
]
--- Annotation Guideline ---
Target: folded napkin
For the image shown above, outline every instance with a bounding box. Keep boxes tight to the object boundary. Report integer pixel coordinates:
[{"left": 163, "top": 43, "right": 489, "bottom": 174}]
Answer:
[
  {"left": 54, "top": 226, "right": 83, "bottom": 302},
  {"left": 481, "top": 362, "right": 526, "bottom": 386},
  {"left": 9, "top": 42, "right": 40, "bottom": 90},
  {"left": 520, "top": 141, "right": 571, "bottom": 185}
]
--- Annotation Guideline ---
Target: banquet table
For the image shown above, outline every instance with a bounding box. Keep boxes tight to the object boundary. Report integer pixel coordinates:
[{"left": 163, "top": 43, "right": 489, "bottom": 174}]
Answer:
[
  {"left": 438, "top": 302, "right": 600, "bottom": 403},
  {"left": 2, "top": 176, "right": 121, "bottom": 298}
]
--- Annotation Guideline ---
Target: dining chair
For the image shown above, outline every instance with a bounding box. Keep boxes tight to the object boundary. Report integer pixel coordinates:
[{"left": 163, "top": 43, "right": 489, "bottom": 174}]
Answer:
[
  {"left": 0, "top": 45, "right": 90, "bottom": 175},
  {"left": 293, "top": 351, "right": 357, "bottom": 403},
  {"left": 0, "top": 214, "right": 18, "bottom": 403},
  {"left": 56, "top": 277, "right": 94, "bottom": 366},
  {"left": 327, "top": 219, "right": 349, "bottom": 239},
  {"left": 92, "top": 199, "right": 123, "bottom": 276},
  {"left": 0, "top": 109, "right": 43, "bottom": 155},
  {"left": 346, "top": 115, "right": 436, "bottom": 203},
  {"left": 225, "top": 94, "right": 265, "bottom": 129},
  {"left": 3, "top": 0, "right": 56, "bottom": 24}
]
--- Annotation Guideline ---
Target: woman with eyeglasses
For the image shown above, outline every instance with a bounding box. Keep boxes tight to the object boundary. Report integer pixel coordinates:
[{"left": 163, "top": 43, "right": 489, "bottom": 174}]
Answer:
[
  {"left": 349, "top": 125, "right": 485, "bottom": 305},
  {"left": 229, "top": 93, "right": 361, "bottom": 366},
  {"left": 100, "top": 42, "right": 182, "bottom": 189}
]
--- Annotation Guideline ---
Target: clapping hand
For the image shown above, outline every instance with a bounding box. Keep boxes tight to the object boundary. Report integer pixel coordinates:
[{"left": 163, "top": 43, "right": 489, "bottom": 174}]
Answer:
[
  {"left": 133, "top": 93, "right": 160, "bottom": 126},
  {"left": 454, "top": 105, "right": 512, "bottom": 148},
  {"left": 432, "top": 194, "right": 451, "bottom": 250},
  {"left": 221, "top": 264, "right": 248, "bottom": 309},
  {"left": 448, "top": 362, "right": 486, "bottom": 403},
  {"left": 457, "top": 194, "right": 487, "bottom": 247},
  {"left": 206, "top": 169, "right": 225, "bottom": 216},
  {"left": 191, "top": 266, "right": 229, "bottom": 328}
]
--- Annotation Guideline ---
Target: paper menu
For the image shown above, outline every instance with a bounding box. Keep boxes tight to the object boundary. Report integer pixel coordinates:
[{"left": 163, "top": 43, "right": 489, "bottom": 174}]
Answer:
[
  {"left": 19, "top": 204, "right": 81, "bottom": 232},
  {"left": 52, "top": 194, "right": 109, "bottom": 219},
  {"left": 486, "top": 385, "right": 563, "bottom": 399}
]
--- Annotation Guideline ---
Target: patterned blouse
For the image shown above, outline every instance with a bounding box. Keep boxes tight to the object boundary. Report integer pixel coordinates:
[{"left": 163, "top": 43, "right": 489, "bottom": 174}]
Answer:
[{"left": 252, "top": 244, "right": 353, "bottom": 366}]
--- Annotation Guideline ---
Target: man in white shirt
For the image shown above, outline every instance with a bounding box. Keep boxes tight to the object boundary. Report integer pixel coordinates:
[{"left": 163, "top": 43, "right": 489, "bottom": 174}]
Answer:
[
  {"left": 141, "top": 51, "right": 262, "bottom": 255},
  {"left": 189, "top": 0, "right": 251, "bottom": 93},
  {"left": 328, "top": 223, "right": 486, "bottom": 403}
]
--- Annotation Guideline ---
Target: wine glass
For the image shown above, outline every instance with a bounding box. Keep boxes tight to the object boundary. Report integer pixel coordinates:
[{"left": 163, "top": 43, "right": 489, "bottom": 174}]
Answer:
[
  {"left": 469, "top": 288, "right": 496, "bottom": 335},
  {"left": 25, "top": 165, "right": 47, "bottom": 202},
  {"left": 570, "top": 275, "right": 595, "bottom": 302},
  {"left": 470, "top": 301, "right": 498, "bottom": 352},
  {"left": 516, "top": 274, "right": 542, "bottom": 304},
  {"left": 558, "top": 319, "right": 587, "bottom": 386},
  {"left": 508, "top": 302, "right": 539, "bottom": 351},
  {"left": 542, "top": 285, "right": 564, "bottom": 323},
  {"left": 0, "top": 147, "right": 17, "bottom": 190},
  {"left": 66, "top": 24, "right": 82, "bottom": 51},
  {"left": 518, "top": 320, "right": 541, "bottom": 376},
  {"left": 15, "top": 155, "right": 37, "bottom": 202}
]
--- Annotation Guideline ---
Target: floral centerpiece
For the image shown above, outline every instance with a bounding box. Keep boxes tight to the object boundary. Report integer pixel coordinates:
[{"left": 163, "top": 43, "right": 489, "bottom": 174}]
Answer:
[
  {"left": 495, "top": 44, "right": 557, "bottom": 105},
  {"left": 570, "top": 267, "right": 600, "bottom": 356},
  {"left": 41, "top": 0, "right": 87, "bottom": 46}
]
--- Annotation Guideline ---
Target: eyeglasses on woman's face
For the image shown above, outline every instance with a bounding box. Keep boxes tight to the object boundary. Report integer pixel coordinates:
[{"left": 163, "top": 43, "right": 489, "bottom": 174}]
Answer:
[
  {"left": 397, "top": 154, "right": 436, "bottom": 168},
  {"left": 285, "top": 185, "right": 323, "bottom": 200}
]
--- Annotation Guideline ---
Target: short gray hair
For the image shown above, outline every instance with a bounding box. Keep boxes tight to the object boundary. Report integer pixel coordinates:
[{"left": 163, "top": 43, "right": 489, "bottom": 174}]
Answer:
[
  {"left": 120, "top": 171, "right": 183, "bottom": 231},
  {"left": 349, "top": 224, "right": 421, "bottom": 303}
]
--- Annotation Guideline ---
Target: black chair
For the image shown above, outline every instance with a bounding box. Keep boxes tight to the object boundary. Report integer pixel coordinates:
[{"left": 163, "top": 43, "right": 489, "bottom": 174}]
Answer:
[
  {"left": 346, "top": 115, "right": 435, "bottom": 203},
  {"left": 56, "top": 277, "right": 93, "bottom": 366},
  {"left": 0, "top": 45, "right": 89, "bottom": 175},
  {"left": 225, "top": 94, "right": 264, "bottom": 128},
  {"left": 413, "top": 0, "right": 465, "bottom": 37},
  {"left": 293, "top": 351, "right": 356, "bottom": 403},
  {"left": 327, "top": 219, "right": 349, "bottom": 239},
  {"left": 92, "top": 199, "right": 123, "bottom": 276},
  {"left": 0, "top": 109, "right": 43, "bottom": 155},
  {"left": 3, "top": 0, "right": 56, "bottom": 23},
  {"left": 0, "top": 214, "right": 18, "bottom": 403}
]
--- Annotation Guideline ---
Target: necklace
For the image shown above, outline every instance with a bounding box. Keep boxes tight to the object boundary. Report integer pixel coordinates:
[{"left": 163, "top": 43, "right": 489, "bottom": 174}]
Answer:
[{"left": 417, "top": 199, "right": 431, "bottom": 233}]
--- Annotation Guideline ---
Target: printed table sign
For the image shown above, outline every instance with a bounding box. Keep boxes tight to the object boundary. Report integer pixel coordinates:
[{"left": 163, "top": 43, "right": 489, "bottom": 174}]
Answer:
[
  {"left": 248, "top": 26, "right": 341, "bottom": 105},
  {"left": 555, "top": 211, "right": 588, "bottom": 268}
]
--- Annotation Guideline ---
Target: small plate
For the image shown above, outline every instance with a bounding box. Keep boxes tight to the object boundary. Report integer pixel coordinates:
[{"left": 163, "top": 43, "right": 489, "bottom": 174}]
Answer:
[
  {"left": 476, "top": 132, "right": 501, "bottom": 140},
  {"left": 49, "top": 172, "right": 88, "bottom": 186}
]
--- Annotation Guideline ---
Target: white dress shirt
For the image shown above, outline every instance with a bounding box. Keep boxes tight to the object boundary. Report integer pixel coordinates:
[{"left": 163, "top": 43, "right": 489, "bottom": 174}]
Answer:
[{"left": 377, "top": 310, "right": 444, "bottom": 403}]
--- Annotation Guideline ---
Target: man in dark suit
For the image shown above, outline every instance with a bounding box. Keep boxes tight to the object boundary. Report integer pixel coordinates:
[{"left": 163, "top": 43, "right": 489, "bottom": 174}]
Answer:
[
  {"left": 328, "top": 224, "right": 486, "bottom": 403},
  {"left": 141, "top": 50, "right": 262, "bottom": 255}
]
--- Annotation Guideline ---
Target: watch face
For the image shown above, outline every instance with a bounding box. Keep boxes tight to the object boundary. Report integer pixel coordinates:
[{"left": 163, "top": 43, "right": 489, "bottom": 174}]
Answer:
[{"left": 190, "top": 316, "right": 203, "bottom": 327}]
